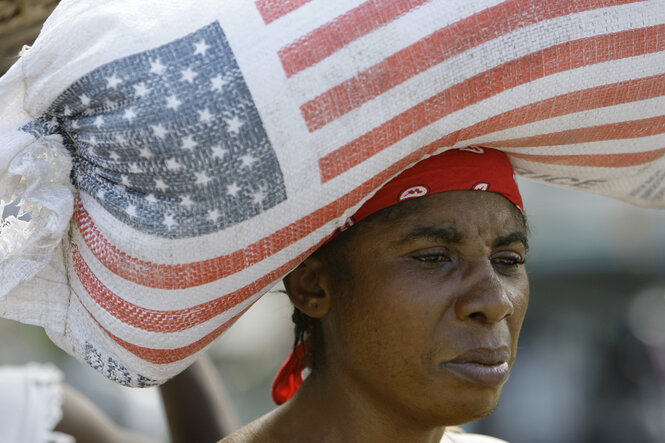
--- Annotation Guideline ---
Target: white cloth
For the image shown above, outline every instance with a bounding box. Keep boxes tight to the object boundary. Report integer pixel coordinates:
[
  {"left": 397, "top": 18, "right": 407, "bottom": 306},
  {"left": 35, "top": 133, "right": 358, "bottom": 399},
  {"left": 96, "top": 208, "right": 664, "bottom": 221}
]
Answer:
[
  {"left": 1, "top": 0, "right": 664, "bottom": 387},
  {"left": 0, "top": 364, "right": 74, "bottom": 443}
]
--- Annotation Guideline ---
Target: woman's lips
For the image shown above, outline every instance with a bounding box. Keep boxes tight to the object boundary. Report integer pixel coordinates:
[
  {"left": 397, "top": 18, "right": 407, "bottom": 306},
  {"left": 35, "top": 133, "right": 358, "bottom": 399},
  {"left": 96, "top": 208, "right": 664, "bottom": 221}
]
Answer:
[
  {"left": 441, "top": 347, "right": 511, "bottom": 386},
  {"left": 441, "top": 361, "right": 510, "bottom": 386}
]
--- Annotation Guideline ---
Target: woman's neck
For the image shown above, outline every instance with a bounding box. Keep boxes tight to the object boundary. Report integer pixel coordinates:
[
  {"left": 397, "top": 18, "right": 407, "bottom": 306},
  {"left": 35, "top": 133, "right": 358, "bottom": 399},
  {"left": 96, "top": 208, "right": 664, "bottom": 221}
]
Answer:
[{"left": 265, "top": 371, "right": 447, "bottom": 443}]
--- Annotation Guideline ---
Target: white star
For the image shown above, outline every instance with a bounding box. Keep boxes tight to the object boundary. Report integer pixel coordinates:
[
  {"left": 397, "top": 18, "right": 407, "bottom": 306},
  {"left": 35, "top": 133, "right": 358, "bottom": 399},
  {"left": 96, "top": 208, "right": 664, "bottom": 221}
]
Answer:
[
  {"left": 155, "top": 179, "right": 167, "bottom": 191},
  {"left": 80, "top": 94, "right": 91, "bottom": 106},
  {"left": 163, "top": 213, "right": 177, "bottom": 229},
  {"left": 106, "top": 74, "right": 122, "bottom": 89},
  {"left": 134, "top": 82, "right": 151, "bottom": 98},
  {"left": 166, "top": 158, "right": 181, "bottom": 170},
  {"left": 226, "top": 182, "right": 241, "bottom": 196},
  {"left": 207, "top": 209, "right": 220, "bottom": 222},
  {"left": 240, "top": 154, "right": 257, "bottom": 168},
  {"left": 180, "top": 195, "right": 194, "bottom": 209},
  {"left": 166, "top": 95, "right": 181, "bottom": 110},
  {"left": 210, "top": 74, "right": 227, "bottom": 92},
  {"left": 123, "top": 108, "right": 137, "bottom": 122},
  {"left": 150, "top": 59, "right": 166, "bottom": 75},
  {"left": 151, "top": 124, "right": 168, "bottom": 139},
  {"left": 139, "top": 147, "right": 154, "bottom": 158},
  {"left": 252, "top": 190, "right": 266, "bottom": 205},
  {"left": 129, "top": 163, "right": 141, "bottom": 173},
  {"left": 195, "top": 171, "right": 212, "bottom": 186},
  {"left": 94, "top": 116, "right": 104, "bottom": 128},
  {"left": 109, "top": 151, "right": 120, "bottom": 160},
  {"left": 198, "top": 108, "right": 213, "bottom": 123},
  {"left": 181, "top": 135, "right": 197, "bottom": 150},
  {"left": 126, "top": 204, "right": 137, "bottom": 217},
  {"left": 71, "top": 120, "right": 80, "bottom": 129},
  {"left": 145, "top": 194, "right": 158, "bottom": 203},
  {"left": 211, "top": 145, "right": 228, "bottom": 159},
  {"left": 225, "top": 116, "right": 244, "bottom": 135},
  {"left": 194, "top": 39, "right": 210, "bottom": 56},
  {"left": 63, "top": 106, "right": 72, "bottom": 116},
  {"left": 88, "top": 136, "right": 97, "bottom": 145},
  {"left": 45, "top": 117, "right": 58, "bottom": 130},
  {"left": 121, "top": 175, "right": 130, "bottom": 187},
  {"left": 181, "top": 67, "right": 197, "bottom": 83}
]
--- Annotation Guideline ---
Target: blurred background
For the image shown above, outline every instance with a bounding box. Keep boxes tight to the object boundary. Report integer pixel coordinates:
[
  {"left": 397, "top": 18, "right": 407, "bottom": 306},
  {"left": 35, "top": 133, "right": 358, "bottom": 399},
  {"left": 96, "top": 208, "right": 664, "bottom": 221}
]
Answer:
[{"left": 1, "top": 2, "right": 664, "bottom": 442}]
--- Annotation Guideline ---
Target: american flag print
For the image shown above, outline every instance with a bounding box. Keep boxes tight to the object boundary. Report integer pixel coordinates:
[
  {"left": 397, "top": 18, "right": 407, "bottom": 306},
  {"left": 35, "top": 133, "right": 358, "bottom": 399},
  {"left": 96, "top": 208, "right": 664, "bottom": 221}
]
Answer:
[
  {"left": 5, "top": 0, "right": 665, "bottom": 385},
  {"left": 23, "top": 22, "right": 287, "bottom": 239}
]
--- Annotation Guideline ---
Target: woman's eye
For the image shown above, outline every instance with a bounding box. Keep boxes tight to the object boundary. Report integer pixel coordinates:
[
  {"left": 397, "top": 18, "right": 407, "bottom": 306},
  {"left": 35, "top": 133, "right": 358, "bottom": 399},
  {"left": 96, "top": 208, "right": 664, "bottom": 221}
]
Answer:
[
  {"left": 414, "top": 253, "right": 451, "bottom": 264},
  {"left": 491, "top": 253, "right": 525, "bottom": 268}
]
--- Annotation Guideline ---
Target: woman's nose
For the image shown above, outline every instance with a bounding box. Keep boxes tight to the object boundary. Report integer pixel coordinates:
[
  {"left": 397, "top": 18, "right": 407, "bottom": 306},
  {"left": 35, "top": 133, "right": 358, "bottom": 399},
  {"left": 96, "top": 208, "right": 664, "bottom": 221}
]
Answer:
[{"left": 454, "top": 262, "right": 514, "bottom": 324}]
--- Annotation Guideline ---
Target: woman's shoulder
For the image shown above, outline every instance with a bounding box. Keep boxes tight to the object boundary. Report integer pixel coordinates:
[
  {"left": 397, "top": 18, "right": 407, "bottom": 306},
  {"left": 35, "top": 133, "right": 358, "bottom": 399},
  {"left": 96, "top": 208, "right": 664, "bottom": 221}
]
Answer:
[
  {"left": 219, "top": 408, "right": 289, "bottom": 443},
  {"left": 219, "top": 416, "right": 270, "bottom": 443},
  {"left": 443, "top": 427, "right": 509, "bottom": 443}
]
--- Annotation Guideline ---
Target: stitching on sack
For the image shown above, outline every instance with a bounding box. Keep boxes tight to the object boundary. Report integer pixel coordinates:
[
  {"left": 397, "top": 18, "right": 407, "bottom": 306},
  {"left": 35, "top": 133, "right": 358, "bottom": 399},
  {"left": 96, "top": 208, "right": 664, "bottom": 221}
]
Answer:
[
  {"left": 19, "top": 53, "right": 36, "bottom": 121},
  {"left": 61, "top": 217, "right": 74, "bottom": 335},
  {"left": 46, "top": 111, "right": 78, "bottom": 152}
]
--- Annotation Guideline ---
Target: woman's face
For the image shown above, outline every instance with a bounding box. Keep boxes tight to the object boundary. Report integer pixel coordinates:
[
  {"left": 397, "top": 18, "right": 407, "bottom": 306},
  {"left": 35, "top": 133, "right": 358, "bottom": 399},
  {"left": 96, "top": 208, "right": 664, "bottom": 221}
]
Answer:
[{"left": 320, "top": 190, "right": 530, "bottom": 426}]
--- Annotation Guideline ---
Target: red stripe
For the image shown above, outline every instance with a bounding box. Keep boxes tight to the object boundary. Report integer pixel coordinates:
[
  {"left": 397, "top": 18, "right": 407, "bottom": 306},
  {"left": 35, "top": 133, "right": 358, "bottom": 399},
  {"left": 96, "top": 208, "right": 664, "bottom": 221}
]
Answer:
[
  {"left": 483, "top": 114, "right": 665, "bottom": 148},
  {"left": 508, "top": 148, "right": 665, "bottom": 167},
  {"left": 79, "top": 298, "right": 248, "bottom": 365},
  {"left": 319, "top": 24, "right": 665, "bottom": 182},
  {"left": 454, "top": 74, "right": 665, "bottom": 147},
  {"left": 77, "top": 73, "right": 665, "bottom": 290},
  {"left": 302, "top": 0, "right": 644, "bottom": 131},
  {"left": 72, "top": 242, "right": 317, "bottom": 332},
  {"left": 75, "top": 192, "right": 344, "bottom": 289},
  {"left": 255, "top": 0, "right": 314, "bottom": 24},
  {"left": 279, "top": 0, "right": 433, "bottom": 77}
]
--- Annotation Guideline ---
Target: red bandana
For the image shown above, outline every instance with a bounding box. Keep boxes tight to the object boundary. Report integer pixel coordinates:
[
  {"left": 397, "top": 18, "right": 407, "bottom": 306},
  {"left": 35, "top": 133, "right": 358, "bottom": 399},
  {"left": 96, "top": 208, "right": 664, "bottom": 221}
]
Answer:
[
  {"left": 345, "top": 146, "right": 523, "bottom": 230},
  {"left": 271, "top": 147, "right": 523, "bottom": 405}
]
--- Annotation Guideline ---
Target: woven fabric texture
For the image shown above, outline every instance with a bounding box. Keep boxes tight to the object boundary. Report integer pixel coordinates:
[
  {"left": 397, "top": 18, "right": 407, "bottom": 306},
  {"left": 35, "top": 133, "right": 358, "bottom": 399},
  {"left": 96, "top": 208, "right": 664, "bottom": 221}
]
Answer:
[{"left": 0, "top": 0, "right": 664, "bottom": 385}]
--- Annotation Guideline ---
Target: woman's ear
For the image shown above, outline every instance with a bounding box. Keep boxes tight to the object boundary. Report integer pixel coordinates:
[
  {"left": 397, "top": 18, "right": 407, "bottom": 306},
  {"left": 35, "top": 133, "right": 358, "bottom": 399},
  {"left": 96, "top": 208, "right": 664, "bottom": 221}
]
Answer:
[{"left": 283, "top": 255, "right": 331, "bottom": 319}]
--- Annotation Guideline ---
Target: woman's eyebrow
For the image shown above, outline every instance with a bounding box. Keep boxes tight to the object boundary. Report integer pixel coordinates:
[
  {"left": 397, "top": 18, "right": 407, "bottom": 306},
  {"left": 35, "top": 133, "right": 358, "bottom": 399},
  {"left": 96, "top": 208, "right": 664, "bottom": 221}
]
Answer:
[
  {"left": 494, "top": 232, "right": 529, "bottom": 251},
  {"left": 393, "top": 226, "right": 463, "bottom": 246}
]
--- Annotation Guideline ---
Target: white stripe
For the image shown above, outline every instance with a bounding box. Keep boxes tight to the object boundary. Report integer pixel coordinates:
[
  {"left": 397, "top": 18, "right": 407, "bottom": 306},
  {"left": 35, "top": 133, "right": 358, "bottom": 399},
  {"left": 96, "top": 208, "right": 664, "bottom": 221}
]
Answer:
[
  {"left": 512, "top": 155, "right": 665, "bottom": 203},
  {"left": 498, "top": 134, "right": 665, "bottom": 155},
  {"left": 286, "top": 0, "right": 505, "bottom": 85},
  {"left": 77, "top": 188, "right": 343, "bottom": 266},
  {"left": 307, "top": 1, "right": 665, "bottom": 157},
  {"left": 259, "top": 0, "right": 364, "bottom": 45},
  {"left": 459, "top": 96, "right": 665, "bottom": 146},
  {"left": 66, "top": 296, "right": 196, "bottom": 380}
]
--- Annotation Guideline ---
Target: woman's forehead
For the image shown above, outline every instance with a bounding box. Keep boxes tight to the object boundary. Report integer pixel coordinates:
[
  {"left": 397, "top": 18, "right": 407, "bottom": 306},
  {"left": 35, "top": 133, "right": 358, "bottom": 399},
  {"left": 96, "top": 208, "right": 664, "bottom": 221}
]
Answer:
[{"left": 365, "top": 190, "right": 526, "bottom": 237}]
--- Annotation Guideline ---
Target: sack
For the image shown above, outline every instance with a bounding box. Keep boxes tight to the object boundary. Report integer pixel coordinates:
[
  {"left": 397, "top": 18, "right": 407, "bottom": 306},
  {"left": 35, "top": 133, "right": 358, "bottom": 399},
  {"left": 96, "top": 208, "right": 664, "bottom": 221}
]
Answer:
[{"left": 1, "top": 0, "right": 664, "bottom": 386}]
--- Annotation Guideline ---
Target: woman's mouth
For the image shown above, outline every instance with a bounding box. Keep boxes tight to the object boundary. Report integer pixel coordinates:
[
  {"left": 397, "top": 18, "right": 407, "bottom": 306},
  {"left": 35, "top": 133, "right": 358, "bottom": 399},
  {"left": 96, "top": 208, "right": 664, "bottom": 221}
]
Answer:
[
  {"left": 441, "top": 361, "right": 510, "bottom": 386},
  {"left": 441, "top": 347, "right": 511, "bottom": 386}
]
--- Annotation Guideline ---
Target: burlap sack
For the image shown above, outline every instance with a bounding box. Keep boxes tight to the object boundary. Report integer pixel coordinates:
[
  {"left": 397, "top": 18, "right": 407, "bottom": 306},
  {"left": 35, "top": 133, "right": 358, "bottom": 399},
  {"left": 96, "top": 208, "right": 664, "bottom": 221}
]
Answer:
[{"left": 1, "top": 0, "right": 663, "bottom": 386}]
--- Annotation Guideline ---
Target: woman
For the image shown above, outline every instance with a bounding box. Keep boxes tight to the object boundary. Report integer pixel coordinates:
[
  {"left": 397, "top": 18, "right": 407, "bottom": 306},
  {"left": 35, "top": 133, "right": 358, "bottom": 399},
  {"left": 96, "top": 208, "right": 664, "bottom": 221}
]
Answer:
[{"left": 223, "top": 148, "right": 529, "bottom": 442}]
